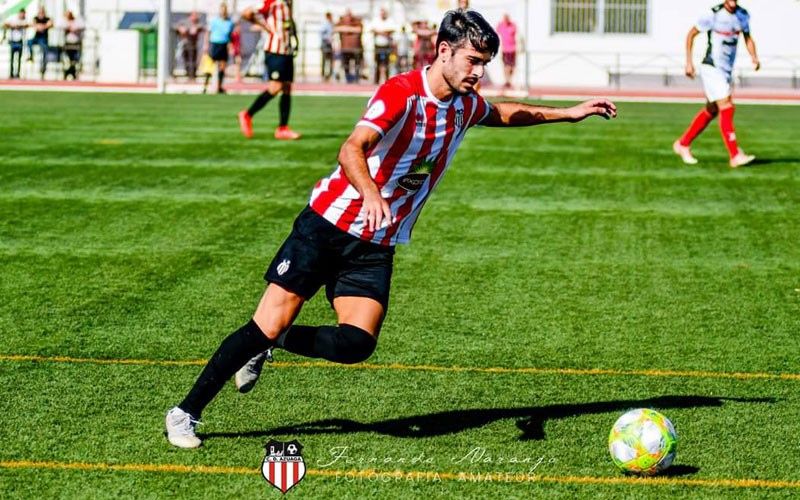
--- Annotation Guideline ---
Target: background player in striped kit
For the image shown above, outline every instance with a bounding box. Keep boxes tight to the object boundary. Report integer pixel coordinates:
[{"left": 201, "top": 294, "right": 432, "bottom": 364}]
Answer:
[
  {"left": 238, "top": 0, "right": 301, "bottom": 140},
  {"left": 673, "top": 0, "right": 760, "bottom": 168},
  {"left": 166, "top": 8, "right": 617, "bottom": 448}
]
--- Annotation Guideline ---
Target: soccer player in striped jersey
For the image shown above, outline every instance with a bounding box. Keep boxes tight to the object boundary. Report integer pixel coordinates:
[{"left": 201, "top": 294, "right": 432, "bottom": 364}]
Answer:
[
  {"left": 166, "top": 8, "right": 616, "bottom": 448},
  {"left": 238, "top": 0, "right": 301, "bottom": 140},
  {"left": 673, "top": 0, "right": 760, "bottom": 168}
]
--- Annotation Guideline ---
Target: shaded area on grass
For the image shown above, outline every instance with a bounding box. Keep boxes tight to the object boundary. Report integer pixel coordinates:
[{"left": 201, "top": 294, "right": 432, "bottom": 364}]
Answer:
[{"left": 203, "top": 395, "right": 774, "bottom": 441}]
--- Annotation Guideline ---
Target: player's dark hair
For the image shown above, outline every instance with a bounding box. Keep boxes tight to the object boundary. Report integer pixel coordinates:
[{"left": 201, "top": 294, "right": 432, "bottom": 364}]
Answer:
[{"left": 436, "top": 9, "right": 499, "bottom": 57}]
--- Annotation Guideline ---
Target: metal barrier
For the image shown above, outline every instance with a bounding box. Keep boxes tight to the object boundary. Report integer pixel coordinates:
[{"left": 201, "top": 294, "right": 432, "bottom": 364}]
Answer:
[{"left": 1, "top": 29, "right": 798, "bottom": 90}]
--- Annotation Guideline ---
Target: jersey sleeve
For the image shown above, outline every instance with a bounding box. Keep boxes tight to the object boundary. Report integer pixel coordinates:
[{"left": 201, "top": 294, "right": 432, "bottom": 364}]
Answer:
[
  {"left": 695, "top": 11, "right": 714, "bottom": 32},
  {"left": 356, "top": 81, "right": 411, "bottom": 136},
  {"left": 470, "top": 92, "right": 492, "bottom": 127},
  {"left": 738, "top": 11, "right": 751, "bottom": 35}
]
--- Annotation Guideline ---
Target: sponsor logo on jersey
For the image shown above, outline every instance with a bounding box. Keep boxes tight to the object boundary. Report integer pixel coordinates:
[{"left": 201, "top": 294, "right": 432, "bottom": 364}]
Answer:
[
  {"left": 365, "top": 99, "right": 386, "bottom": 120},
  {"left": 397, "top": 159, "right": 434, "bottom": 192}
]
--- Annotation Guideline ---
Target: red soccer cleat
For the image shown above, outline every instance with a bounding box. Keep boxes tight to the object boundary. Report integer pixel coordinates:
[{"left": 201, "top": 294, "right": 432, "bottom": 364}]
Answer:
[
  {"left": 274, "top": 126, "right": 301, "bottom": 140},
  {"left": 238, "top": 110, "right": 253, "bottom": 139}
]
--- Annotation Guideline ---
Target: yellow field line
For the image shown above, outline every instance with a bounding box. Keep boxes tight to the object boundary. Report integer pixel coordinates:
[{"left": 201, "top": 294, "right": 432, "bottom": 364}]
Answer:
[
  {"left": 1, "top": 354, "right": 799, "bottom": 381},
  {"left": 1, "top": 460, "right": 799, "bottom": 489}
]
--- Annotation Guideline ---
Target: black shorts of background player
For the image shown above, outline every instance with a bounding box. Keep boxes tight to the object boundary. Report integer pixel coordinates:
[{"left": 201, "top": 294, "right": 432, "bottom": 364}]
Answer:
[{"left": 237, "top": 0, "right": 301, "bottom": 140}]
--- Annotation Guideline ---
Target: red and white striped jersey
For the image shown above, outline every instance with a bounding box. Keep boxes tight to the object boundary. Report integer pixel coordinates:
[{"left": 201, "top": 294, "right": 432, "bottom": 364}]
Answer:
[
  {"left": 310, "top": 68, "right": 491, "bottom": 246},
  {"left": 261, "top": 0, "right": 292, "bottom": 55}
]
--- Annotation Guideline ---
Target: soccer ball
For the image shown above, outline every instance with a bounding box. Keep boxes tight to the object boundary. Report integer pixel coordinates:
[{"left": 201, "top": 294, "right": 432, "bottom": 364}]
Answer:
[{"left": 608, "top": 408, "right": 677, "bottom": 476}]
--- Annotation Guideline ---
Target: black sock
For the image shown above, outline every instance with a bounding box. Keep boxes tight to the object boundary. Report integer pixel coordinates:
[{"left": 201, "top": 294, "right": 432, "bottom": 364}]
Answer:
[
  {"left": 276, "top": 324, "right": 376, "bottom": 364},
  {"left": 217, "top": 70, "right": 225, "bottom": 90},
  {"left": 248, "top": 90, "right": 274, "bottom": 117},
  {"left": 279, "top": 93, "right": 291, "bottom": 127},
  {"left": 178, "top": 320, "right": 273, "bottom": 418}
]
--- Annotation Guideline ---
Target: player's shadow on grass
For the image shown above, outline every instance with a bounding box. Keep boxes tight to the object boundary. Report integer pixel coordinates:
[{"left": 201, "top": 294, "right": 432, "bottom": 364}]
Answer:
[
  {"left": 205, "top": 395, "right": 773, "bottom": 441},
  {"left": 746, "top": 158, "right": 800, "bottom": 167}
]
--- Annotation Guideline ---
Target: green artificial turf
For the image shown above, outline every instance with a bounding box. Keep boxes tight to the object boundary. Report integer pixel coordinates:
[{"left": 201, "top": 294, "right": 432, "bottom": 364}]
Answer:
[{"left": 0, "top": 90, "right": 799, "bottom": 499}]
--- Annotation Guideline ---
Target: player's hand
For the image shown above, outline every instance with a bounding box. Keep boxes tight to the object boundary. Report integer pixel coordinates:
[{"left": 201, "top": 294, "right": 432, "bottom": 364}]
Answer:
[
  {"left": 685, "top": 63, "right": 696, "bottom": 79},
  {"left": 363, "top": 191, "right": 393, "bottom": 232},
  {"left": 571, "top": 99, "right": 617, "bottom": 121},
  {"left": 752, "top": 58, "right": 761, "bottom": 71}
]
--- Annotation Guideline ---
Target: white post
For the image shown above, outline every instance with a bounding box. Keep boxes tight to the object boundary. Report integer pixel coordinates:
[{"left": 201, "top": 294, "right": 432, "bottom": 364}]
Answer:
[
  {"left": 524, "top": 0, "right": 530, "bottom": 93},
  {"left": 157, "top": 0, "right": 171, "bottom": 93}
]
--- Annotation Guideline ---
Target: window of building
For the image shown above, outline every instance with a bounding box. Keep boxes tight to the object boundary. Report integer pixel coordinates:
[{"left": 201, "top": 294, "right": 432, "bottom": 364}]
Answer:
[{"left": 551, "top": 0, "right": 648, "bottom": 35}]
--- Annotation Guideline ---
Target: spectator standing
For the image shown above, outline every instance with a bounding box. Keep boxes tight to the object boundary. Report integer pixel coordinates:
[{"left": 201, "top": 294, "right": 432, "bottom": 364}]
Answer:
[
  {"left": 335, "top": 10, "right": 363, "bottom": 83},
  {"left": 412, "top": 20, "right": 435, "bottom": 69},
  {"left": 370, "top": 8, "right": 396, "bottom": 84},
  {"left": 205, "top": 2, "right": 234, "bottom": 94},
  {"left": 496, "top": 14, "right": 517, "bottom": 88},
  {"left": 4, "top": 9, "right": 27, "bottom": 79},
  {"left": 231, "top": 21, "right": 242, "bottom": 83},
  {"left": 60, "top": 11, "right": 84, "bottom": 80},
  {"left": 238, "top": 0, "right": 302, "bottom": 140},
  {"left": 320, "top": 11, "right": 334, "bottom": 81},
  {"left": 176, "top": 11, "right": 204, "bottom": 80},
  {"left": 394, "top": 25, "right": 411, "bottom": 75},
  {"left": 27, "top": 6, "right": 52, "bottom": 78}
]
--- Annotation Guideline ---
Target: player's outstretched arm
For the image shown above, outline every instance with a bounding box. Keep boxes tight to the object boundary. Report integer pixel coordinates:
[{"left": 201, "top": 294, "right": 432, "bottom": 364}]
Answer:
[
  {"left": 338, "top": 126, "right": 393, "bottom": 231},
  {"left": 482, "top": 99, "right": 617, "bottom": 127}
]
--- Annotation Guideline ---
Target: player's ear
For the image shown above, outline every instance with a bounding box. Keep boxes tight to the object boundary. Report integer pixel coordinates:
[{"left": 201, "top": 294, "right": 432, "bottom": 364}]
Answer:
[{"left": 438, "top": 41, "right": 452, "bottom": 62}]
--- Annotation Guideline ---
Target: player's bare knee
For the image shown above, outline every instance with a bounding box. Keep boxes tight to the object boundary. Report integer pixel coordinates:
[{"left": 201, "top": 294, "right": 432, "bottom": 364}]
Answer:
[{"left": 251, "top": 316, "right": 283, "bottom": 340}]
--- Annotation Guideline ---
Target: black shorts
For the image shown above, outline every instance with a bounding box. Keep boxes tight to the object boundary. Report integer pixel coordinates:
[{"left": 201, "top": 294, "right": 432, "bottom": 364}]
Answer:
[
  {"left": 265, "top": 206, "right": 395, "bottom": 310},
  {"left": 209, "top": 42, "right": 228, "bottom": 62},
  {"left": 264, "top": 52, "right": 294, "bottom": 81}
]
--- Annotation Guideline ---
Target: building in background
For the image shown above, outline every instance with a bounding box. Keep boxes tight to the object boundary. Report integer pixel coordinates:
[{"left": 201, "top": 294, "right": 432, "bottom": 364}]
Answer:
[{"left": 1, "top": 0, "right": 799, "bottom": 89}]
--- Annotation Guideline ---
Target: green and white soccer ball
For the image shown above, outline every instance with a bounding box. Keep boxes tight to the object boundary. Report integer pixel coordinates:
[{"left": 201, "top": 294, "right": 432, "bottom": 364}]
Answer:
[{"left": 608, "top": 408, "right": 677, "bottom": 476}]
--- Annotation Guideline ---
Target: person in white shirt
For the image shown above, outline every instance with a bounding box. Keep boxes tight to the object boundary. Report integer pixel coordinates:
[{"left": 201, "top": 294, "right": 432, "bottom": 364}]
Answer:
[
  {"left": 673, "top": 0, "right": 760, "bottom": 168},
  {"left": 3, "top": 9, "right": 27, "bottom": 79},
  {"left": 60, "top": 11, "right": 84, "bottom": 80},
  {"left": 370, "top": 8, "right": 396, "bottom": 84}
]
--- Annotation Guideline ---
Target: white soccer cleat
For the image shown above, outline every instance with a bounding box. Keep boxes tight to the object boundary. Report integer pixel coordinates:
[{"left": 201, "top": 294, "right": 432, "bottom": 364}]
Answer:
[
  {"left": 234, "top": 348, "right": 273, "bottom": 393},
  {"left": 165, "top": 407, "right": 202, "bottom": 449},
  {"left": 673, "top": 140, "right": 698, "bottom": 165},
  {"left": 730, "top": 150, "right": 756, "bottom": 168}
]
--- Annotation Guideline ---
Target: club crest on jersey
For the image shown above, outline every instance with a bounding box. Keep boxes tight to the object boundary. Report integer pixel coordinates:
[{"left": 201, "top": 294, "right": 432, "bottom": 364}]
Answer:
[
  {"left": 397, "top": 159, "right": 434, "bottom": 192},
  {"left": 261, "top": 439, "right": 306, "bottom": 494},
  {"left": 455, "top": 108, "right": 464, "bottom": 129},
  {"left": 276, "top": 259, "right": 291, "bottom": 276}
]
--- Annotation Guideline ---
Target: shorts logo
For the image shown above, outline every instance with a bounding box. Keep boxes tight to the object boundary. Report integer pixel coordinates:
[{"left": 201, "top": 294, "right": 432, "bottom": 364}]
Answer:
[
  {"left": 365, "top": 99, "right": 386, "bottom": 120},
  {"left": 271, "top": 70, "right": 280, "bottom": 80},
  {"left": 276, "top": 259, "right": 291, "bottom": 276},
  {"left": 262, "top": 439, "right": 306, "bottom": 494}
]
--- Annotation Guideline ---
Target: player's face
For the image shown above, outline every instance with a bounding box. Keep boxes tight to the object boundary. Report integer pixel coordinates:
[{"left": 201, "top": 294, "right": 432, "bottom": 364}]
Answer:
[
  {"left": 441, "top": 42, "right": 492, "bottom": 95},
  {"left": 723, "top": 0, "right": 737, "bottom": 13}
]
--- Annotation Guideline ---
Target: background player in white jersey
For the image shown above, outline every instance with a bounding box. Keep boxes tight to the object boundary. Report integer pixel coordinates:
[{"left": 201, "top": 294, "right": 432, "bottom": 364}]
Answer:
[
  {"left": 238, "top": 0, "right": 301, "bottom": 140},
  {"left": 673, "top": 0, "right": 760, "bottom": 168},
  {"left": 165, "top": 8, "right": 617, "bottom": 448}
]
